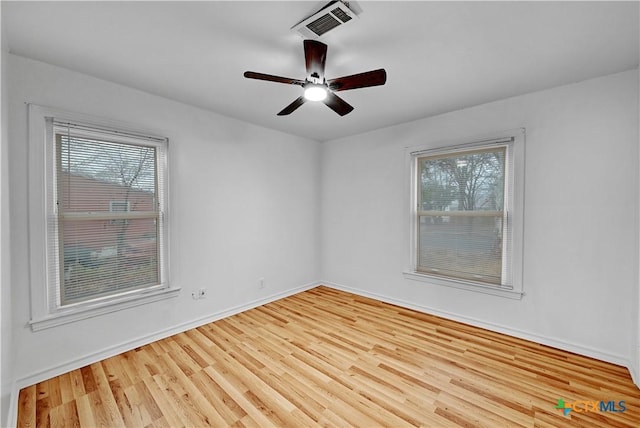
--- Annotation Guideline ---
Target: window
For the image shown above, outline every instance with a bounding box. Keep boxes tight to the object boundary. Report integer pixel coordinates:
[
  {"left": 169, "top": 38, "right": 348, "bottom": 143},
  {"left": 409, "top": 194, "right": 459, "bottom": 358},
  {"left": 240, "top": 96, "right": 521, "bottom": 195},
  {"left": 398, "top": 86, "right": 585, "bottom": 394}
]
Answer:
[
  {"left": 28, "top": 105, "right": 178, "bottom": 330},
  {"left": 405, "top": 130, "right": 524, "bottom": 298}
]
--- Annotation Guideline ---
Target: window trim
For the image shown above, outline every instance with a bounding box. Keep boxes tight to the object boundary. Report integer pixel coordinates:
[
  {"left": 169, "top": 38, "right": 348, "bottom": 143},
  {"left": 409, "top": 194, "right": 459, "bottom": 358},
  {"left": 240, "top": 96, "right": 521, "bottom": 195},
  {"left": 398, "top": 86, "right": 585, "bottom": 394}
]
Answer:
[
  {"left": 28, "top": 104, "right": 179, "bottom": 331},
  {"left": 403, "top": 129, "right": 525, "bottom": 299}
]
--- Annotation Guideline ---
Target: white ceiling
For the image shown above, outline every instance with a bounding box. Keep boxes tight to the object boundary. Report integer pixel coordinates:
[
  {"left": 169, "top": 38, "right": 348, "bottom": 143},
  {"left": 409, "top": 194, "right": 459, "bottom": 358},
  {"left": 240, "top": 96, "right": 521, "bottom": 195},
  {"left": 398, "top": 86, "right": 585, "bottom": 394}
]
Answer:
[{"left": 4, "top": 1, "right": 639, "bottom": 142}]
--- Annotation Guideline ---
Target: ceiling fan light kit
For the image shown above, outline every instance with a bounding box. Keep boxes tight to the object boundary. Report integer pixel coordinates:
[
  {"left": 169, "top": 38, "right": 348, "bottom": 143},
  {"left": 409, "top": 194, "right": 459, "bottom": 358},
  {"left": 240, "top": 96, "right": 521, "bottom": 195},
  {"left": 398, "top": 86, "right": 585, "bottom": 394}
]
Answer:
[
  {"left": 244, "top": 39, "right": 386, "bottom": 116},
  {"left": 304, "top": 85, "right": 328, "bottom": 101}
]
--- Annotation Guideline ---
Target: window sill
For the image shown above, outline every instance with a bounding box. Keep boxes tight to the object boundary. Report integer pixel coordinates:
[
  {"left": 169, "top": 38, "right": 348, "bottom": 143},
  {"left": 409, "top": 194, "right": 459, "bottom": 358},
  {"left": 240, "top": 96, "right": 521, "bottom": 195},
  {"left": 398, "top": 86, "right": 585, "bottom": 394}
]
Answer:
[
  {"left": 29, "top": 286, "right": 181, "bottom": 331},
  {"left": 403, "top": 271, "right": 524, "bottom": 300}
]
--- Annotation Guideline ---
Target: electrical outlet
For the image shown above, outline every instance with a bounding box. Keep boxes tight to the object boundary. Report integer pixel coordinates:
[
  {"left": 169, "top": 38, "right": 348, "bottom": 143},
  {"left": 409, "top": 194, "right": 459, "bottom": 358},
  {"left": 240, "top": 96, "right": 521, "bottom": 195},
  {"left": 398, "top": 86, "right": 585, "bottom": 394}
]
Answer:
[
  {"left": 259, "top": 277, "right": 265, "bottom": 289},
  {"left": 192, "top": 288, "right": 207, "bottom": 300}
]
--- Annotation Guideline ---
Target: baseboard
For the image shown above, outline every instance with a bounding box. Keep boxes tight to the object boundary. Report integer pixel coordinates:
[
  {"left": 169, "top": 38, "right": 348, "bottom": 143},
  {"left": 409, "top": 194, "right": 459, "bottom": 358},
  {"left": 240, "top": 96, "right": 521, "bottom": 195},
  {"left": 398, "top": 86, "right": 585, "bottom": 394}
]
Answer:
[
  {"left": 322, "top": 281, "right": 632, "bottom": 369},
  {"left": 628, "top": 350, "right": 640, "bottom": 388},
  {"left": 8, "top": 280, "right": 321, "bottom": 426},
  {"left": 6, "top": 378, "right": 17, "bottom": 428},
  {"left": 629, "top": 363, "right": 640, "bottom": 387}
]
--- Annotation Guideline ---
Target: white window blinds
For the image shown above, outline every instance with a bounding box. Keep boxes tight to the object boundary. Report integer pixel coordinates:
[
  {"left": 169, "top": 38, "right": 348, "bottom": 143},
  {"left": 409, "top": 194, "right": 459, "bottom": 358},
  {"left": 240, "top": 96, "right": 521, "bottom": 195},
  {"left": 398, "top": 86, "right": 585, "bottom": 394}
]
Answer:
[
  {"left": 415, "top": 142, "right": 513, "bottom": 288},
  {"left": 49, "top": 120, "right": 168, "bottom": 307}
]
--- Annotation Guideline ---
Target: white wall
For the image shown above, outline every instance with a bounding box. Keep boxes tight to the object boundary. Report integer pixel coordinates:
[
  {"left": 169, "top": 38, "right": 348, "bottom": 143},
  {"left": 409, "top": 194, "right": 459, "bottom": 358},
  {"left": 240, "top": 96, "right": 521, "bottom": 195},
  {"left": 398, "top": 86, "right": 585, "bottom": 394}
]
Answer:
[
  {"left": 7, "top": 54, "right": 321, "bottom": 386},
  {"left": 322, "top": 70, "right": 639, "bottom": 367},
  {"left": 635, "top": 34, "right": 640, "bottom": 383},
  {"left": 0, "top": 2, "right": 13, "bottom": 426}
]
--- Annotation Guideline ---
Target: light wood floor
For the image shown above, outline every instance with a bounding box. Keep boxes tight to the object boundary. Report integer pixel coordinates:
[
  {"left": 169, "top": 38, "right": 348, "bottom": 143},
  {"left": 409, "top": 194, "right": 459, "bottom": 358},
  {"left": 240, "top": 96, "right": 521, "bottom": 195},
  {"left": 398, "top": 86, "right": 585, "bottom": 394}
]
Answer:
[{"left": 17, "top": 286, "right": 640, "bottom": 427}]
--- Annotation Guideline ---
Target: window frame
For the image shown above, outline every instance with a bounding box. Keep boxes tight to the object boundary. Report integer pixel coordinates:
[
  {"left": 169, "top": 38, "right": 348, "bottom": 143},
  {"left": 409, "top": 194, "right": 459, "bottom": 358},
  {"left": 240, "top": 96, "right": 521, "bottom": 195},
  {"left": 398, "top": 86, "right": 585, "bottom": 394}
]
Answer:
[
  {"left": 28, "top": 104, "right": 179, "bottom": 331},
  {"left": 403, "top": 129, "right": 525, "bottom": 299}
]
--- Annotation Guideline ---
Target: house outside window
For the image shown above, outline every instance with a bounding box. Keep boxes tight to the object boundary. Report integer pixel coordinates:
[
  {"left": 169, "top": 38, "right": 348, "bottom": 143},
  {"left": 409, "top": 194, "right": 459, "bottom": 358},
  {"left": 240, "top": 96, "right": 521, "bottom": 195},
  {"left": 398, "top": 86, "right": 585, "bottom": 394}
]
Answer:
[
  {"left": 28, "top": 105, "right": 178, "bottom": 330},
  {"left": 404, "top": 130, "right": 525, "bottom": 298}
]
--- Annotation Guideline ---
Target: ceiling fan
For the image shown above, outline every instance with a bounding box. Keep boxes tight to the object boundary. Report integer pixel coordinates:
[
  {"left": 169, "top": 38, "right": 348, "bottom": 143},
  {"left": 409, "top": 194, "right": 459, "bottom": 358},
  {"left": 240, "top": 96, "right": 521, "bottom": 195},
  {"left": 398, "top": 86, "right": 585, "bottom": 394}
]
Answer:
[{"left": 244, "top": 40, "right": 386, "bottom": 116}]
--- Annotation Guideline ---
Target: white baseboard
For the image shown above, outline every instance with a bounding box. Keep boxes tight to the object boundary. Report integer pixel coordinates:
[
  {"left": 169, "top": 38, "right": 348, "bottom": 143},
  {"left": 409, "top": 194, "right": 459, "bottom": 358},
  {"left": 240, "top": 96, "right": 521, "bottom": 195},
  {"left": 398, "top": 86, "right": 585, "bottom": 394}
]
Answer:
[
  {"left": 8, "top": 280, "right": 320, "bottom": 427},
  {"left": 629, "top": 349, "right": 640, "bottom": 388},
  {"left": 322, "top": 281, "right": 635, "bottom": 373},
  {"left": 6, "top": 379, "right": 17, "bottom": 428},
  {"left": 629, "top": 363, "right": 639, "bottom": 387}
]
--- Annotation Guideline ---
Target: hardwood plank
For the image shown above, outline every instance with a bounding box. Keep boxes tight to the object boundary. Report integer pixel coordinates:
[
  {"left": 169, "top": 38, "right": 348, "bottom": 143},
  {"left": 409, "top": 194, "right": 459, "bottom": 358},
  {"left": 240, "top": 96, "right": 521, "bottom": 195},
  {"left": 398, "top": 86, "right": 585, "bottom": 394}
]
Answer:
[
  {"left": 189, "top": 369, "right": 247, "bottom": 425},
  {"left": 56, "top": 374, "right": 74, "bottom": 405},
  {"left": 101, "top": 356, "right": 132, "bottom": 388},
  {"left": 78, "top": 366, "right": 97, "bottom": 395},
  {"left": 141, "top": 375, "right": 189, "bottom": 428},
  {"left": 74, "top": 394, "right": 96, "bottom": 427},
  {"left": 202, "top": 366, "right": 279, "bottom": 428},
  {"left": 206, "top": 347, "right": 311, "bottom": 426},
  {"left": 17, "top": 385, "right": 37, "bottom": 428},
  {"left": 16, "top": 286, "right": 640, "bottom": 427},
  {"left": 150, "top": 372, "right": 208, "bottom": 428},
  {"left": 118, "top": 351, "right": 145, "bottom": 385},
  {"left": 155, "top": 353, "right": 227, "bottom": 427},
  {"left": 49, "top": 400, "right": 80, "bottom": 428},
  {"left": 90, "top": 362, "right": 126, "bottom": 427},
  {"left": 132, "top": 380, "right": 164, "bottom": 422},
  {"left": 108, "top": 378, "right": 139, "bottom": 427},
  {"left": 35, "top": 396, "right": 50, "bottom": 428},
  {"left": 67, "top": 369, "right": 87, "bottom": 400},
  {"left": 84, "top": 390, "right": 115, "bottom": 428}
]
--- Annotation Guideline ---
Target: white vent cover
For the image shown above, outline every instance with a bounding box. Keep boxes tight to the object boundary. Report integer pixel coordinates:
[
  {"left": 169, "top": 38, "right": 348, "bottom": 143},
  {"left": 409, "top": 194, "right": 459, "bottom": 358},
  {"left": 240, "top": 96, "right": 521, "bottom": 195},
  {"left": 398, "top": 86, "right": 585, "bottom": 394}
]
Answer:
[{"left": 291, "top": 1, "right": 359, "bottom": 39}]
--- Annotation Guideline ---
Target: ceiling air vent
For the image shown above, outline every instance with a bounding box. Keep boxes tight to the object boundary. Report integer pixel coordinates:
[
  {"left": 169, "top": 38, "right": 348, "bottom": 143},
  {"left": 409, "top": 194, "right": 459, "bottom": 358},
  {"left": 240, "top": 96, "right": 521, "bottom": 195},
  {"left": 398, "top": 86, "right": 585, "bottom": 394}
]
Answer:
[{"left": 291, "top": 1, "right": 359, "bottom": 38}]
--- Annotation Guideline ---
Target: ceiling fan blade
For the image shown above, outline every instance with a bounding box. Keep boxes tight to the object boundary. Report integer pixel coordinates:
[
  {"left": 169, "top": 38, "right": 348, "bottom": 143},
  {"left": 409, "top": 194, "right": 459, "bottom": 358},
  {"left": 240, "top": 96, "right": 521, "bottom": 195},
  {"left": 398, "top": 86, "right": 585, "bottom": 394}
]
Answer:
[
  {"left": 304, "top": 40, "right": 327, "bottom": 79},
  {"left": 327, "top": 69, "right": 387, "bottom": 92},
  {"left": 277, "top": 96, "right": 306, "bottom": 116},
  {"left": 323, "top": 92, "right": 354, "bottom": 116},
  {"left": 244, "top": 71, "right": 305, "bottom": 86}
]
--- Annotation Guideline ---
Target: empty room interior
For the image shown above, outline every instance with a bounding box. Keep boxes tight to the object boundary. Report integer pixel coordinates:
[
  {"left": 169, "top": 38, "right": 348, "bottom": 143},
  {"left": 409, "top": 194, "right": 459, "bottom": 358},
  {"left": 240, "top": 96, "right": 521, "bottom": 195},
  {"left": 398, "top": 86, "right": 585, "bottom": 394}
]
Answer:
[{"left": 1, "top": 1, "right": 640, "bottom": 426}]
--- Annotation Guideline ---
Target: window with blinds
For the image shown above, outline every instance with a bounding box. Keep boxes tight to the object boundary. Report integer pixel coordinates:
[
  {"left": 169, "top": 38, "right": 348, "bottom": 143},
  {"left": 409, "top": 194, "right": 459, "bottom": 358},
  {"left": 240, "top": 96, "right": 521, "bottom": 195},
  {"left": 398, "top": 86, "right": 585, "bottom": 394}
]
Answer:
[
  {"left": 410, "top": 135, "right": 522, "bottom": 292},
  {"left": 50, "top": 121, "right": 168, "bottom": 307},
  {"left": 416, "top": 145, "right": 508, "bottom": 286}
]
